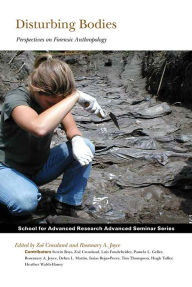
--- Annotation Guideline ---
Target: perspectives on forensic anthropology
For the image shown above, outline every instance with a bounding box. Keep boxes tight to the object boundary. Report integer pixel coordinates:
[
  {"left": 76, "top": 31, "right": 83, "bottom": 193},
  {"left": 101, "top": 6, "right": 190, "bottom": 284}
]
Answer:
[{"left": 16, "top": 37, "right": 107, "bottom": 44}]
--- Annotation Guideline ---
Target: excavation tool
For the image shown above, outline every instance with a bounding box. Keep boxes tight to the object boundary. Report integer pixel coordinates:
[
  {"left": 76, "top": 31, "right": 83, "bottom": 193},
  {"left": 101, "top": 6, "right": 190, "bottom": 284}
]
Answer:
[
  {"left": 97, "top": 110, "right": 120, "bottom": 130},
  {"left": 85, "top": 102, "right": 120, "bottom": 130}
]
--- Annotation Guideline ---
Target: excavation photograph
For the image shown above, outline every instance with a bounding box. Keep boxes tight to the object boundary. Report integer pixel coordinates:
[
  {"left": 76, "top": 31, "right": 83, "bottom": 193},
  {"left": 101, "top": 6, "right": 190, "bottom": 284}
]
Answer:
[{"left": 0, "top": 51, "right": 192, "bottom": 225}]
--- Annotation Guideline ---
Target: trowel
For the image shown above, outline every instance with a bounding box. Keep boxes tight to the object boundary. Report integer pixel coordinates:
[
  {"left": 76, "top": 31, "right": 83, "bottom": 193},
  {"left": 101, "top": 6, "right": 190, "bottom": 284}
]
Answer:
[
  {"left": 85, "top": 102, "right": 120, "bottom": 130},
  {"left": 98, "top": 110, "right": 120, "bottom": 130}
]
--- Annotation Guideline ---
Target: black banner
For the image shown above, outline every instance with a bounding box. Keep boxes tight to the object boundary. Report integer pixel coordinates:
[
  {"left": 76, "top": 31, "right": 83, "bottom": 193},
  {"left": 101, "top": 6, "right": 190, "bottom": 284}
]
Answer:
[{"left": 0, "top": 224, "right": 192, "bottom": 233}]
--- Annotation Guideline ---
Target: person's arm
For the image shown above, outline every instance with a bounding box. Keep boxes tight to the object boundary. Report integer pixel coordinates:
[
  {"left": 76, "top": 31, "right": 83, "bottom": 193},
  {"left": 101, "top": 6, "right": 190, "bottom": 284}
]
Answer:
[
  {"left": 12, "top": 89, "right": 105, "bottom": 138},
  {"left": 12, "top": 93, "right": 79, "bottom": 137},
  {"left": 62, "top": 112, "right": 94, "bottom": 166},
  {"left": 61, "top": 112, "right": 82, "bottom": 140}
]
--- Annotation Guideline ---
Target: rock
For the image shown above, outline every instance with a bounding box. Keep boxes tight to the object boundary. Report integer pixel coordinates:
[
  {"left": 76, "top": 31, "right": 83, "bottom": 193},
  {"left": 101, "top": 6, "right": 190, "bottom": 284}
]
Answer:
[
  {"left": 144, "top": 192, "right": 153, "bottom": 201},
  {"left": 175, "top": 134, "right": 192, "bottom": 143},
  {"left": 114, "top": 161, "right": 192, "bottom": 188},
  {"left": 128, "top": 102, "right": 172, "bottom": 119}
]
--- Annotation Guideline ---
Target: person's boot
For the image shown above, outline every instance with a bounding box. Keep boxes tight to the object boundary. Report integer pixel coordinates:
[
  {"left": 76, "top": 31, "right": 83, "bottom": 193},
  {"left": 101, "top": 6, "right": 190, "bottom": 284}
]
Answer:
[{"left": 53, "top": 200, "right": 92, "bottom": 220}]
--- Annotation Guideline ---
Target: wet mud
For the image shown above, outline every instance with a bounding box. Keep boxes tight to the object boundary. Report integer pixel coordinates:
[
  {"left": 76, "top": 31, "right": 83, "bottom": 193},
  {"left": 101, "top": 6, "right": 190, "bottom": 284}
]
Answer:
[{"left": 1, "top": 51, "right": 192, "bottom": 224}]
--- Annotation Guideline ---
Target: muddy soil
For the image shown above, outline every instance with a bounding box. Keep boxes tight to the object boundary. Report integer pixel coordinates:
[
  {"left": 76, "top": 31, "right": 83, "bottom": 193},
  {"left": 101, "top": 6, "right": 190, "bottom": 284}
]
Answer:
[{"left": 1, "top": 51, "right": 192, "bottom": 224}]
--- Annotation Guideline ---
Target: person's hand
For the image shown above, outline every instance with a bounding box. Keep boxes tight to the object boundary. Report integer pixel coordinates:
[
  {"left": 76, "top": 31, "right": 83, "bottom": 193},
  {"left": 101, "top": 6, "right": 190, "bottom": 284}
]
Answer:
[
  {"left": 77, "top": 90, "right": 106, "bottom": 118},
  {"left": 71, "top": 136, "right": 94, "bottom": 166}
]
